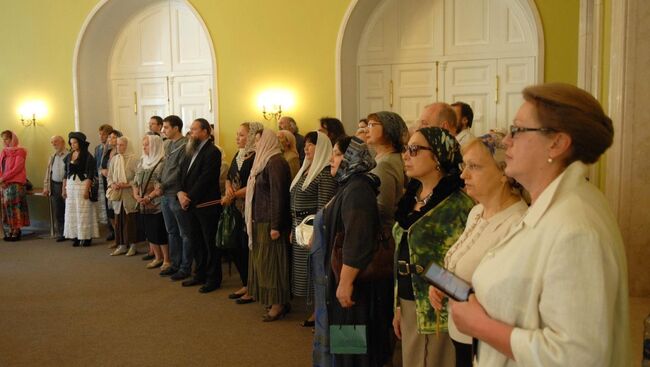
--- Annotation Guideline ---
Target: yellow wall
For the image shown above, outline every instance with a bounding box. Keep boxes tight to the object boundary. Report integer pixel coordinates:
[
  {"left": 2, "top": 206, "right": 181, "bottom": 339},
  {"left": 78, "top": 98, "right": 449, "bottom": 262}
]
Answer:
[{"left": 0, "top": 0, "right": 581, "bottom": 223}]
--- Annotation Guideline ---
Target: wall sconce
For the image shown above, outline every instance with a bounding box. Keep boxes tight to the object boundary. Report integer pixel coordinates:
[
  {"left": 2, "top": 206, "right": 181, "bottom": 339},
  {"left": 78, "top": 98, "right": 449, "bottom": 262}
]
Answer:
[
  {"left": 258, "top": 90, "right": 294, "bottom": 122},
  {"left": 18, "top": 101, "right": 47, "bottom": 127}
]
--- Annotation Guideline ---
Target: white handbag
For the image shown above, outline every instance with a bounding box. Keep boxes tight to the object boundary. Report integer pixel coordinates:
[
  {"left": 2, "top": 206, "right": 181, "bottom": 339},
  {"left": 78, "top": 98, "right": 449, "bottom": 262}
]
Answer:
[{"left": 295, "top": 214, "right": 316, "bottom": 248}]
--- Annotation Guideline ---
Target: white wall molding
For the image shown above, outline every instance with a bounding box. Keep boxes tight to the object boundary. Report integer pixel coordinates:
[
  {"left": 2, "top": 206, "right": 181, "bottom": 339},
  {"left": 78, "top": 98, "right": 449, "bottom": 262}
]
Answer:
[{"left": 605, "top": 0, "right": 628, "bottom": 217}]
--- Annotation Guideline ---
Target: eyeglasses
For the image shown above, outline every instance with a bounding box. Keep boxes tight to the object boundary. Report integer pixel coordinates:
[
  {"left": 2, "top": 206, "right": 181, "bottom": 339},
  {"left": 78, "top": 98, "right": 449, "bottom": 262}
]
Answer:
[
  {"left": 508, "top": 125, "right": 557, "bottom": 138},
  {"left": 459, "top": 162, "right": 482, "bottom": 172},
  {"left": 367, "top": 121, "right": 382, "bottom": 129},
  {"left": 405, "top": 144, "right": 433, "bottom": 157}
]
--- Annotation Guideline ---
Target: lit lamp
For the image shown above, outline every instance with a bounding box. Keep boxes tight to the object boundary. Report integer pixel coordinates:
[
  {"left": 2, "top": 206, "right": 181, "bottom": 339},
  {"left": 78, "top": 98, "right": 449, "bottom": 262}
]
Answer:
[
  {"left": 19, "top": 101, "right": 47, "bottom": 127},
  {"left": 258, "top": 90, "right": 294, "bottom": 123}
]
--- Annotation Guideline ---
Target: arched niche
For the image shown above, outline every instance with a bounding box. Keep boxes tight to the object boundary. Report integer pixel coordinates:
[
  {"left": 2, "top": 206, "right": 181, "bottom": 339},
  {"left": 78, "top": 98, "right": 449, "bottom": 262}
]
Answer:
[
  {"left": 336, "top": 0, "right": 544, "bottom": 133},
  {"left": 73, "top": 0, "right": 218, "bottom": 145}
]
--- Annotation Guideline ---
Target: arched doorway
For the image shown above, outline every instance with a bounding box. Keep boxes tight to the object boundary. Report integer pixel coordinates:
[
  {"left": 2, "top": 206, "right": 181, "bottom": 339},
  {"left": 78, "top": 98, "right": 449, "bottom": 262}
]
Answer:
[
  {"left": 73, "top": 0, "right": 218, "bottom": 146},
  {"left": 337, "top": 0, "right": 544, "bottom": 135}
]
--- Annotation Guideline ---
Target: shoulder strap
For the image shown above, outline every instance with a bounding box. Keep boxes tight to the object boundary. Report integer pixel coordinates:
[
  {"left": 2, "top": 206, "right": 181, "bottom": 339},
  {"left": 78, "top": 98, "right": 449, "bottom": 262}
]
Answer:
[{"left": 140, "top": 160, "right": 163, "bottom": 198}]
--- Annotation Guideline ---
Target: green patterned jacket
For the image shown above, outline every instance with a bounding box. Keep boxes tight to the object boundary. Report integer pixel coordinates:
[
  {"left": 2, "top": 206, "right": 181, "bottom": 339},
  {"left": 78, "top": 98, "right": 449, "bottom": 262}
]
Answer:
[{"left": 392, "top": 189, "right": 474, "bottom": 334}]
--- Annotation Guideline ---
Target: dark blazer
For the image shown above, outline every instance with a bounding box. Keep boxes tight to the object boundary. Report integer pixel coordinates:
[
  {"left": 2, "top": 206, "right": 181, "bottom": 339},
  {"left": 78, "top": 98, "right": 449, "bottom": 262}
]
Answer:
[{"left": 179, "top": 140, "right": 221, "bottom": 208}]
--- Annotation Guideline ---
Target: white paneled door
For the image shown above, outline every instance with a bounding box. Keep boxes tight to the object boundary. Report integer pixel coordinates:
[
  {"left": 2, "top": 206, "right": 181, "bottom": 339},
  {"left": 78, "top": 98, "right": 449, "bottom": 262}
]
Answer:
[
  {"left": 443, "top": 59, "right": 497, "bottom": 135},
  {"left": 392, "top": 63, "right": 438, "bottom": 124},
  {"left": 358, "top": 65, "right": 392, "bottom": 119},
  {"left": 496, "top": 57, "right": 536, "bottom": 129},
  {"left": 171, "top": 75, "right": 213, "bottom": 134}
]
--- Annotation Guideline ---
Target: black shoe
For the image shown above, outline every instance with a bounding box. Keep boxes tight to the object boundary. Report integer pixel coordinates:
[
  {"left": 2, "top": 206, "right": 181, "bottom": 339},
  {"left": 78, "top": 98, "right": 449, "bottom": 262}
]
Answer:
[
  {"left": 106, "top": 232, "right": 115, "bottom": 241},
  {"left": 199, "top": 283, "right": 220, "bottom": 293},
  {"left": 142, "top": 254, "right": 155, "bottom": 261},
  {"left": 228, "top": 292, "right": 245, "bottom": 299},
  {"left": 300, "top": 319, "right": 315, "bottom": 327},
  {"left": 159, "top": 267, "right": 178, "bottom": 277},
  {"left": 81, "top": 239, "right": 92, "bottom": 247},
  {"left": 55, "top": 236, "right": 67, "bottom": 242},
  {"left": 170, "top": 272, "right": 189, "bottom": 281},
  {"left": 182, "top": 278, "right": 205, "bottom": 287},
  {"left": 235, "top": 297, "right": 255, "bottom": 305},
  {"left": 72, "top": 239, "right": 80, "bottom": 247}
]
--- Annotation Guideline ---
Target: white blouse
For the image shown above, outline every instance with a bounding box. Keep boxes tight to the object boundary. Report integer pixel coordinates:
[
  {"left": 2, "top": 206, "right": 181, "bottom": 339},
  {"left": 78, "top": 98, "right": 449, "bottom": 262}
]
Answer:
[
  {"left": 471, "top": 162, "right": 630, "bottom": 366},
  {"left": 444, "top": 200, "right": 528, "bottom": 344}
]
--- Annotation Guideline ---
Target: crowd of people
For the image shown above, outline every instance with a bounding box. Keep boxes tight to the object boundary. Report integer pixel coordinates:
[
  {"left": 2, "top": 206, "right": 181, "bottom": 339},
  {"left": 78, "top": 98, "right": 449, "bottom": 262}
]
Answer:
[{"left": 0, "top": 82, "right": 629, "bottom": 366}]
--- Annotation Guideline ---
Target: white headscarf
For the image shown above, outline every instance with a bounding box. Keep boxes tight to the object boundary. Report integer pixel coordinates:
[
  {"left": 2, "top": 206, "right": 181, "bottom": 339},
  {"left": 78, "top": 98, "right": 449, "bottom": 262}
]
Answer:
[
  {"left": 141, "top": 134, "right": 164, "bottom": 170},
  {"left": 244, "top": 128, "right": 282, "bottom": 248},
  {"left": 290, "top": 131, "right": 332, "bottom": 191},
  {"left": 110, "top": 136, "right": 136, "bottom": 184}
]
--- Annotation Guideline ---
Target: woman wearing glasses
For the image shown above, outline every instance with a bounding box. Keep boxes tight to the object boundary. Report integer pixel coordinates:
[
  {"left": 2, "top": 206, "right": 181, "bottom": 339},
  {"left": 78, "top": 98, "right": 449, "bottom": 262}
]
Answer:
[
  {"left": 392, "top": 127, "right": 474, "bottom": 367},
  {"left": 427, "top": 131, "right": 527, "bottom": 367},
  {"left": 449, "top": 83, "right": 629, "bottom": 366}
]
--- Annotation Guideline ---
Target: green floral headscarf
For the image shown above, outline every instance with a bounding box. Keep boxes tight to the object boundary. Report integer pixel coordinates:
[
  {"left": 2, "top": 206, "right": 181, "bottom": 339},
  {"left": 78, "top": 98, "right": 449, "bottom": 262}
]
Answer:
[{"left": 416, "top": 127, "right": 462, "bottom": 175}]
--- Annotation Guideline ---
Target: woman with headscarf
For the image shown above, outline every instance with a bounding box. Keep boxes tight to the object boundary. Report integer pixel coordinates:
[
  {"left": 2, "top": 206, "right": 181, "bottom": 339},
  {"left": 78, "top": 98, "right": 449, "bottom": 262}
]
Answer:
[
  {"left": 223, "top": 122, "right": 263, "bottom": 303},
  {"left": 107, "top": 136, "right": 139, "bottom": 257},
  {"left": 101, "top": 129, "right": 122, "bottom": 248},
  {"left": 277, "top": 130, "right": 301, "bottom": 178},
  {"left": 133, "top": 134, "right": 168, "bottom": 269},
  {"left": 245, "top": 128, "right": 292, "bottom": 321},
  {"left": 426, "top": 131, "right": 527, "bottom": 367},
  {"left": 63, "top": 132, "right": 99, "bottom": 247},
  {"left": 0, "top": 130, "right": 29, "bottom": 241},
  {"left": 319, "top": 135, "right": 391, "bottom": 366},
  {"left": 392, "top": 127, "right": 474, "bottom": 367},
  {"left": 289, "top": 131, "right": 337, "bottom": 326}
]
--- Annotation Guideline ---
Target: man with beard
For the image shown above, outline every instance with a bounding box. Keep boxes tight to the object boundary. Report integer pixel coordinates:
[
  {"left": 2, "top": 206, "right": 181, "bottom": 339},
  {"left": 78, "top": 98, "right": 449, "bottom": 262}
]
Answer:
[{"left": 177, "top": 118, "right": 223, "bottom": 293}]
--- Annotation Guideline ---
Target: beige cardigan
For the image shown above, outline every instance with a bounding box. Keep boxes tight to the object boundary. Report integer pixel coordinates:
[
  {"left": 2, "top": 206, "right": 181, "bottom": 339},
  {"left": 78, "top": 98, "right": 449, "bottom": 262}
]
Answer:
[
  {"left": 106, "top": 155, "right": 139, "bottom": 214},
  {"left": 471, "top": 162, "right": 630, "bottom": 366}
]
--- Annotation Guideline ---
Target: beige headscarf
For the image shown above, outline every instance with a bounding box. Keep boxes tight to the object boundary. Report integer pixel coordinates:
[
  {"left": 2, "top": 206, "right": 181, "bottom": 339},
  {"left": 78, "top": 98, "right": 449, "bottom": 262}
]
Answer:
[
  {"left": 109, "top": 136, "right": 136, "bottom": 184},
  {"left": 244, "top": 128, "right": 282, "bottom": 248},
  {"left": 290, "top": 131, "right": 332, "bottom": 191}
]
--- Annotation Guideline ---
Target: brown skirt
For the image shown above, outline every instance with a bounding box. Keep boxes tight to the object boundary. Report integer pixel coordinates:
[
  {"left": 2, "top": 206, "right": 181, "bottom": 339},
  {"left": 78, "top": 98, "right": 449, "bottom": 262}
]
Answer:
[
  {"left": 247, "top": 222, "right": 290, "bottom": 305},
  {"left": 115, "top": 207, "right": 138, "bottom": 246}
]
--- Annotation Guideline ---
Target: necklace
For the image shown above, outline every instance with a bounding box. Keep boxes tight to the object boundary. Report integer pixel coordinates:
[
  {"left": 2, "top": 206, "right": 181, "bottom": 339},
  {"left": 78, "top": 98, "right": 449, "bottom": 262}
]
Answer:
[{"left": 415, "top": 190, "right": 433, "bottom": 205}]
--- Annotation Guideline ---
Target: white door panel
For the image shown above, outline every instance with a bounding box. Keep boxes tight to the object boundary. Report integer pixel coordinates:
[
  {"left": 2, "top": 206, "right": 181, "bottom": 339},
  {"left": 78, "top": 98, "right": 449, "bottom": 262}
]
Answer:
[
  {"left": 111, "top": 79, "right": 138, "bottom": 146},
  {"left": 358, "top": 65, "right": 391, "bottom": 119},
  {"left": 444, "top": 59, "right": 497, "bottom": 135},
  {"left": 497, "top": 57, "right": 535, "bottom": 131},
  {"left": 171, "top": 75, "right": 213, "bottom": 133},
  {"left": 392, "top": 63, "right": 438, "bottom": 124},
  {"left": 170, "top": 1, "right": 212, "bottom": 73}
]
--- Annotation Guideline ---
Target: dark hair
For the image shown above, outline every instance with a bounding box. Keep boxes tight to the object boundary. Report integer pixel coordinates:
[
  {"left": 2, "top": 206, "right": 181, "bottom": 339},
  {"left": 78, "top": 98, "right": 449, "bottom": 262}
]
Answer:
[
  {"left": 194, "top": 118, "right": 211, "bottom": 134},
  {"left": 367, "top": 112, "right": 407, "bottom": 153},
  {"left": 163, "top": 115, "right": 183, "bottom": 132},
  {"left": 1, "top": 130, "right": 12, "bottom": 140},
  {"left": 150, "top": 116, "right": 163, "bottom": 125},
  {"left": 320, "top": 117, "right": 346, "bottom": 143},
  {"left": 304, "top": 131, "right": 319, "bottom": 145},
  {"left": 358, "top": 118, "right": 368, "bottom": 126},
  {"left": 522, "top": 83, "right": 613, "bottom": 165},
  {"left": 98, "top": 124, "right": 113, "bottom": 134},
  {"left": 108, "top": 130, "right": 123, "bottom": 138},
  {"left": 334, "top": 135, "right": 353, "bottom": 154},
  {"left": 451, "top": 102, "right": 474, "bottom": 128}
]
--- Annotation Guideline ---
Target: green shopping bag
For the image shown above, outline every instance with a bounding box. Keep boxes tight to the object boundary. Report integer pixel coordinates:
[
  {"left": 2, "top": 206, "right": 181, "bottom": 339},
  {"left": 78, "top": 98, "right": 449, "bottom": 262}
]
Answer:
[
  {"left": 329, "top": 324, "right": 367, "bottom": 354},
  {"left": 216, "top": 205, "right": 243, "bottom": 249}
]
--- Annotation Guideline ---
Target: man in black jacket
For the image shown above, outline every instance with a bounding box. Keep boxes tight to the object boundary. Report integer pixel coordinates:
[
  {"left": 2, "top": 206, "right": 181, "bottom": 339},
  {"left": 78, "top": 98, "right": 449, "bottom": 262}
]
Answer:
[{"left": 177, "top": 118, "right": 222, "bottom": 293}]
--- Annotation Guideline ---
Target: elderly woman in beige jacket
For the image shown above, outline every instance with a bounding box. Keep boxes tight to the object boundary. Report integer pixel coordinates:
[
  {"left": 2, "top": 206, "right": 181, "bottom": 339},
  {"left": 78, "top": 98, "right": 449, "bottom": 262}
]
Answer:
[
  {"left": 107, "top": 136, "right": 139, "bottom": 257},
  {"left": 428, "top": 131, "right": 527, "bottom": 367},
  {"left": 448, "top": 84, "right": 629, "bottom": 367}
]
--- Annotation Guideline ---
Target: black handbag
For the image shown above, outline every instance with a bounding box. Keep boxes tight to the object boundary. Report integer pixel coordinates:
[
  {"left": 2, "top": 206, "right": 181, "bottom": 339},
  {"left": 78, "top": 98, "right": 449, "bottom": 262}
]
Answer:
[
  {"left": 215, "top": 205, "right": 243, "bottom": 249},
  {"left": 89, "top": 177, "right": 99, "bottom": 202}
]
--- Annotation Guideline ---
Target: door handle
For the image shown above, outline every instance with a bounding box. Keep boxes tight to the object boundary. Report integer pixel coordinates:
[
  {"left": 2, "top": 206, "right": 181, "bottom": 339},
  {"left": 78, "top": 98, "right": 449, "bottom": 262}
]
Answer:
[
  {"left": 389, "top": 80, "right": 394, "bottom": 108},
  {"left": 208, "top": 88, "right": 213, "bottom": 112},
  {"left": 134, "top": 92, "right": 138, "bottom": 115}
]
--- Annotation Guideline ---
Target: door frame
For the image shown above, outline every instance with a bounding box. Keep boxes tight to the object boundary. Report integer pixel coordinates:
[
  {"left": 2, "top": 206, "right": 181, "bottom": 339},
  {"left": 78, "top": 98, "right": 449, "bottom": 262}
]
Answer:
[{"left": 72, "top": 0, "right": 219, "bottom": 140}]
